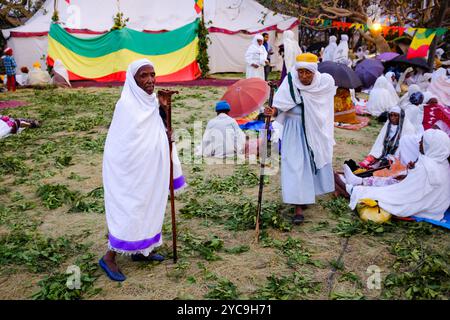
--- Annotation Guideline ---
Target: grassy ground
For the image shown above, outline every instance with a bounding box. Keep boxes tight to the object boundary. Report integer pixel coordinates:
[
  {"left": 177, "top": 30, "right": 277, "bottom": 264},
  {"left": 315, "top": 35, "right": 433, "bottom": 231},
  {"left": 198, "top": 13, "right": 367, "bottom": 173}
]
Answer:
[{"left": 0, "top": 85, "right": 449, "bottom": 300}]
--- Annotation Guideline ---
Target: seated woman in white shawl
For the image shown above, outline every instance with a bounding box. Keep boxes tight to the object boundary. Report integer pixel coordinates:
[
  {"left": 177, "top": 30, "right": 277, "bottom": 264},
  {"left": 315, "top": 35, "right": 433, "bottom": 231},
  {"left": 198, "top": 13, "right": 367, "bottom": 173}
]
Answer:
[
  {"left": 198, "top": 101, "right": 246, "bottom": 159},
  {"left": 359, "top": 106, "right": 415, "bottom": 169},
  {"left": 26, "top": 61, "right": 51, "bottom": 85},
  {"left": 100, "top": 59, "right": 174, "bottom": 282},
  {"left": 264, "top": 53, "right": 336, "bottom": 224},
  {"left": 52, "top": 59, "right": 71, "bottom": 88},
  {"left": 349, "top": 129, "right": 450, "bottom": 221},
  {"left": 321, "top": 36, "right": 337, "bottom": 62},
  {"left": 245, "top": 34, "right": 268, "bottom": 80},
  {"left": 367, "top": 75, "right": 400, "bottom": 116}
]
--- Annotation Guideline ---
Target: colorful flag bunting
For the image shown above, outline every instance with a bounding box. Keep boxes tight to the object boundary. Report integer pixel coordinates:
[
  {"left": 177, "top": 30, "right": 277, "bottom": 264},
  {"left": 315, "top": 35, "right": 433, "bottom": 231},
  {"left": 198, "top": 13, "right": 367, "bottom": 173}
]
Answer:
[{"left": 194, "top": 0, "right": 203, "bottom": 14}]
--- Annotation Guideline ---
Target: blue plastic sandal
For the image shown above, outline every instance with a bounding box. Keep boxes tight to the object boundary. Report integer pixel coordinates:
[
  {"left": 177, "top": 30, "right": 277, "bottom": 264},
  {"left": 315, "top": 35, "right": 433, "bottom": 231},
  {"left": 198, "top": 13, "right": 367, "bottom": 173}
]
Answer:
[{"left": 99, "top": 257, "right": 126, "bottom": 282}]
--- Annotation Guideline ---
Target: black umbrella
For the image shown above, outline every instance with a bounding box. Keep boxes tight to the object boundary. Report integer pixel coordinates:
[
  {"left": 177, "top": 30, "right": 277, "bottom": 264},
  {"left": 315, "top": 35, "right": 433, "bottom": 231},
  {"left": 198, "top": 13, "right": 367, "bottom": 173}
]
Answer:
[
  {"left": 318, "top": 61, "right": 363, "bottom": 89},
  {"left": 384, "top": 54, "right": 431, "bottom": 72},
  {"left": 307, "top": 42, "right": 328, "bottom": 54}
]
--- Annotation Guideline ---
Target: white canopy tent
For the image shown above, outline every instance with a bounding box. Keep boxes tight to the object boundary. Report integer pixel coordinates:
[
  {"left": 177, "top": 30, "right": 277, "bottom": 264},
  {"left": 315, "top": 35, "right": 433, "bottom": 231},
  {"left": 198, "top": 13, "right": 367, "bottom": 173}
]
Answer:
[{"left": 2, "top": 0, "right": 298, "bottom": 76}]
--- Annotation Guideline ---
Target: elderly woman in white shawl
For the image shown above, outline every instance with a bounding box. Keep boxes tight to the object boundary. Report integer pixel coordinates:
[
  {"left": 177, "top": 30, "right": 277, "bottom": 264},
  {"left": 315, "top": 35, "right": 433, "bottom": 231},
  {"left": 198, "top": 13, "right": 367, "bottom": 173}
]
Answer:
[
  {"left": 359, "top": 106, "right": 415, "bottom": 169},
  {"left": 349, "top": 129, "right": 450, "bottom": 221},
  {"left": 264, "top": 53, "right": 336, "bottom": 224},
  {"left": 321, "top": 36, "right": 337, "bottom": 62},
  {"left": 367, "top": 75, "right": 400, "bottom": 117},
  {"left": 245, "top": 34, "right": 268, "bottom": 79},
  {"left": 100, "top": 59, "right": 173, "bottom": 282}
]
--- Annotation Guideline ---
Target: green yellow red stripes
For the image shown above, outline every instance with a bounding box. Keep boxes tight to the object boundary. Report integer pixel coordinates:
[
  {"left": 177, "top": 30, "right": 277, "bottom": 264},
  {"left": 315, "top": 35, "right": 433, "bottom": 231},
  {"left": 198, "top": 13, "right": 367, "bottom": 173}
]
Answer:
[
  {"left": 49, "top": 21, "right": 199, "bottom": 57},
  {"left": 47, "top": 21, "right": 200, "bottom": 82},
  {"left": 407, "top": 28, "right": 436, "bottom": 59}
]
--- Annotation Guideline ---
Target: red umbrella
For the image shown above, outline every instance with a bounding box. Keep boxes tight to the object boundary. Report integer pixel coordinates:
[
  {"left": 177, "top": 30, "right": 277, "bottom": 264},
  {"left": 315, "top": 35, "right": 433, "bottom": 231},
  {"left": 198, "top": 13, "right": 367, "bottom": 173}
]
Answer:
[{"left": 221, "top": 78, "right": 270, "bottom": 118}]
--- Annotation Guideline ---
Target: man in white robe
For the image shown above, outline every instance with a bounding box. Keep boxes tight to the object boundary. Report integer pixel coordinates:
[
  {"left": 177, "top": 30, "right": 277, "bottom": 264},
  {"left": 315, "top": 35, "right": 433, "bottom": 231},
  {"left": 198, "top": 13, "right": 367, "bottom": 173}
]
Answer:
[
  {"left": 100, "top": 59, "right": 171, "bottom": 282},
  {"left": 349, "top": 129, "right": 450, "bottom": 221},
  {"left": 199, "top": 100, "right": 246, "bottom": 158},
  {"left": 264, "top": 53, "right": 336, "bottom": 224},
  {"left": 245, "top": 34, "right": 268, "bottom": 79}
]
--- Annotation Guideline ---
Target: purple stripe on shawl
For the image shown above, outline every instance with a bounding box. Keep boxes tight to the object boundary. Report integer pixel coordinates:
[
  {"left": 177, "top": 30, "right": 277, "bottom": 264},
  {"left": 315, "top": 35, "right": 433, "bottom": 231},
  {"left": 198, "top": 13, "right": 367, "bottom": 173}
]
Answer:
[
  {"left": 173, "top": 175, "right": 186, "bottom": 190},
  {"left": 109, "top": 232, "right": 161, "bottom": 251}
]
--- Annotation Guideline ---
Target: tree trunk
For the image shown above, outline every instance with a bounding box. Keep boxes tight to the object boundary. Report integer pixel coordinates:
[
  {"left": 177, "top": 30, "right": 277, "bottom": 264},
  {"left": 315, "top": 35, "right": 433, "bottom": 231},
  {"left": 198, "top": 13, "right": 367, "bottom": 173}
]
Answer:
[{"left": 427, "top": 0, "right": 448, "bottom": 69}]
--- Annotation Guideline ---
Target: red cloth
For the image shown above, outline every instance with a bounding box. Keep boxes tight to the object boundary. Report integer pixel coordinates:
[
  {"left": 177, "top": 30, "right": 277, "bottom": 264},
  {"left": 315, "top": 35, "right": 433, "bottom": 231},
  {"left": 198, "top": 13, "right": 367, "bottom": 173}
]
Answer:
[
  {"left": 422, "top": 103, "right": 450, "bottom": 130},
  {"left": 6, "top": 75, "right": 16, "bottom": 92}
]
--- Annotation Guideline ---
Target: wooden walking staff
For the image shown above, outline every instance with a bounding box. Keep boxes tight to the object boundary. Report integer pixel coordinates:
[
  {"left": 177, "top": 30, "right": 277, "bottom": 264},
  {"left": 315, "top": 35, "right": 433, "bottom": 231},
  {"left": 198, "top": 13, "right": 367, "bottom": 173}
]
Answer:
[
  {"left": 158, "top": 89, "right": 179, "bottom": 263},
  {"left": 255, "top": 81, "right": 278, "bottom": 242}
]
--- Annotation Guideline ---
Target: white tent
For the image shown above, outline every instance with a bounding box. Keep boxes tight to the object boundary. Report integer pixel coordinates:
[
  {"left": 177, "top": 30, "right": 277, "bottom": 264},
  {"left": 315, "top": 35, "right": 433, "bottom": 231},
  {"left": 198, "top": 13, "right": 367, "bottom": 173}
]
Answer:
[{"left": 2, "top": 0, "right": 298, "bottom": 76}]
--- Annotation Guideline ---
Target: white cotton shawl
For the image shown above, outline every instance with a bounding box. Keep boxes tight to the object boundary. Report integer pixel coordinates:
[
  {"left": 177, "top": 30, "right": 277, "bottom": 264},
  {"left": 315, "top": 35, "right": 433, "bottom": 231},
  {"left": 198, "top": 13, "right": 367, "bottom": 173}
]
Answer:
[
  {"left": 350, "top": 129, "right": 450, "bottom": 221},
  {"left": 103, "top": 59, "right": 170, "bottom": 256},
  {"left": 273, "top": 66, "right": 337, "bottom": 169},
  {"left": 367, "top": 76, "right": 400, "bottom": 116},
  {"left": 398, "top": 134, "right": 421, "bottom": 166},
  {"left": 283, "top": 30, "right": 302, "bottom": 71},
  {"left": 245, "top": 34, "right": 267, "bottom": 79},
  {"left": 53, "top": 59, "right": 71, "bottom": 87},
  {"left": 428, "top": 74, "right": 450, "bottom": 106},
  {"left": 333, "top": 34, "right": 349, "bottom": 64},
  {"left": 322, "top": 36, "right": 337, "bottom": 62}
]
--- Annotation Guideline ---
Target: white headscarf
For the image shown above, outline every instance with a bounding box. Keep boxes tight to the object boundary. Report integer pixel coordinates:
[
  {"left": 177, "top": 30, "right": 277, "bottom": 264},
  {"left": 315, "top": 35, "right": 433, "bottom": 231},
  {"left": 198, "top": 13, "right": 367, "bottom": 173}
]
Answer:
[
  {"left": 385, "top": 71, "right": 397, "bottom": 88},
  {"left": 436, "top": 48, "right": 444, "bottom": 60},
  {"left": 245, "top": 34, "right": 267, "bottom": 66},
  {"left": 367, "top": 76, "right": 400, "bottom": 116},
  {"left": 282, "top": 30, "right": 302, "bottom": 71},
  {"left": 322, "top": 36, "right": 337, "bottom": 62},
  {"left": 333, "top": 34, "right": 349, "bottom": 64},
  {"left": 273, "top": 63, "right": 337, "bottom": 169},
  {"left": 427, "top": 70, "right": 450, "bottom": 106}
]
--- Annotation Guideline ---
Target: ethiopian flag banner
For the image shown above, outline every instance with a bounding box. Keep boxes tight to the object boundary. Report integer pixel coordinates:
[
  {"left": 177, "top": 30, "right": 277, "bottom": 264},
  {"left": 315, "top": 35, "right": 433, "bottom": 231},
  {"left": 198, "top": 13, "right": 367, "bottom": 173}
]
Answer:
[
  {"left": 47, "top": 20, "right": 201, "bottom": 82},
  {"left": 406, "top": 28, "right": 437, "bottom": 59}
]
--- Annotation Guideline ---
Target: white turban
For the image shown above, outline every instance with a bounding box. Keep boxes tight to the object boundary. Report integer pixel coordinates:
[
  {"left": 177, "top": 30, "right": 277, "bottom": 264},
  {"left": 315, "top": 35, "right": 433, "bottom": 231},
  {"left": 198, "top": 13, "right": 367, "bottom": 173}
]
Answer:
[{"left": 295, "top": 61, "right": 318, "bottom": 74}]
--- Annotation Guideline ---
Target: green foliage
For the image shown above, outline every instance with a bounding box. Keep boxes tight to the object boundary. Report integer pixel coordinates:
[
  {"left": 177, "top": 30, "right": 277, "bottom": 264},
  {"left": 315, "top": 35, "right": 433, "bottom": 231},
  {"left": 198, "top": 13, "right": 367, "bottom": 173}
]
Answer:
[
  {"left": 0, "top": 156, "right": 30, "bottom": 176},
  {"left": 319, "top": 197, "right": 352, "bottom": 217},
  {"left": 225, "top": 200, "right": 291, "bottom": 232},
  {"left": 383, "top": 236, "right": 450, "bottom": 300},
  {"left": 264, "top": 237, "right": 322, "bottom": 268},
  {"left": 180, "top": 233, "right": 224, "bottom": 261},
  {"left": 36, "top": 184, "right": 78, "bottom": 209},
  {"left": 32, "top": 253, "right": 102, "bottom": 300},
  {"left": 205, "top": 278, "right": 240, "bottom": 300},
  {"left": 196, "top": 17, "right": 211, "bottom": 77},
  {"left": 330, "top": 291, "right": 366, "bottom": 300},
  {"left": 252, "top": 272, "right": 321, "bottom": 300},
  {"left": 0, "top": 231, "right": 79, "bottom": 272},
  {"left": 224, "top": 245, "right": 250, "bottom": 255},
  {"left": 111, "top": 12, "right": 129, "bottom": 31},
  {"left": 179, "top": 198, "right": 223, "bottom": 220}
]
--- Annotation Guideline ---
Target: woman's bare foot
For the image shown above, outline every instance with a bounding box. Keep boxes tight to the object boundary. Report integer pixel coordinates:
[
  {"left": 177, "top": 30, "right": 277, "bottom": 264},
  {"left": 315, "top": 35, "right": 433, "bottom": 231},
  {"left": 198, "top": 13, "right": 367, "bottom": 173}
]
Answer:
[{"left": 103, "top": 250, "right": 120, "bottom": 273}]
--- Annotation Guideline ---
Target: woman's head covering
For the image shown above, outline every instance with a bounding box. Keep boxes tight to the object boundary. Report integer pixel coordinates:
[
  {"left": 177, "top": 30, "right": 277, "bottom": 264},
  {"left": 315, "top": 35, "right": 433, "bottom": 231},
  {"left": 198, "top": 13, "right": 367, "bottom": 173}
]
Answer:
[
  {"left": 389, "top": 105, "right": 401, "bottom": 114},
  {"left": 341, "top": 34, "right": 349, "bottom": 42},
  {"left": 215, "top": 100, "right": 231, "bottom": 112},
  {"left": 423, "top": 128, "right": 450, "bottom": 162},
  {"left": 435, "top": 48, "right": 444, "bottom": 60},
  {"left": 329, "top": 36, "right": 337, "bottom": 44},
  {"left": 252, "top": 34, "right": 264, "bottom": 46},
  {"left": 119, "top": 59, "right": 157, "bottom": 108},
  {"left": 409, "top": 91, "right": 424, "bottom": 105},
  {"left": 283, "top": 30, "right": 295, "bottom": 42},
  {"left": 422, "top": 91, "right": 437, "bottom": 104},
  {"left": 295, "top": 53, "right": 319, "bottom": 73}
]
